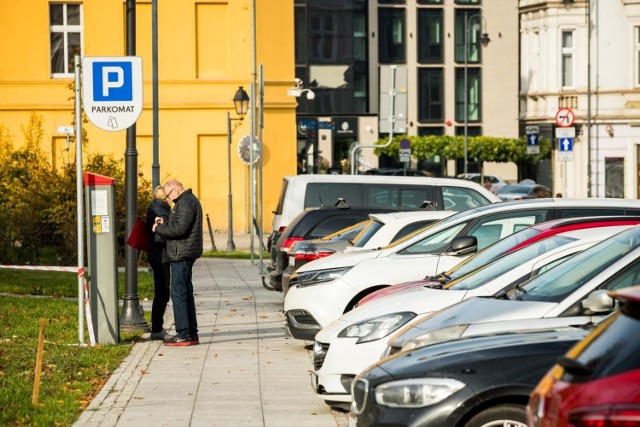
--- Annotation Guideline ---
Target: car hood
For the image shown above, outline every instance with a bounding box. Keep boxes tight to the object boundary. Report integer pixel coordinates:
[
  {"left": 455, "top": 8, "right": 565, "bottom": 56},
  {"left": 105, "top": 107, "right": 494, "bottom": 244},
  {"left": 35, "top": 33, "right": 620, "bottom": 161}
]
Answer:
[
  {"left": 376, "top": 327, "right": 588, "bottom": 378},
  {"left": 295, "top": 247, "right": 382, "bottom": 272},
  {"left": 388, "top": 297, "right": 557, "bottom": 347},
  {"left": 343, "top": 287, "right": 467, "bottom": 324}
]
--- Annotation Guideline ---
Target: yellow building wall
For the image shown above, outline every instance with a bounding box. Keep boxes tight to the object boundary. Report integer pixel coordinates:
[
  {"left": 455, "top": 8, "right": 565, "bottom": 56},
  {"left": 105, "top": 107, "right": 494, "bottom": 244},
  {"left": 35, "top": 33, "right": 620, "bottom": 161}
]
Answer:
[{"left": 0, "top": 0, "right": 297, "bottom": 236}]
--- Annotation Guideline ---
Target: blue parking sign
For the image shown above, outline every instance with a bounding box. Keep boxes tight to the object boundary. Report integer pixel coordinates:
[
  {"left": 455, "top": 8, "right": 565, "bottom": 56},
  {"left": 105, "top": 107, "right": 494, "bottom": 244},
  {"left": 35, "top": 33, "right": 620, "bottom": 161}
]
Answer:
[
  {"left": 82, "top": 56, "right": 143, "bottom": 132},
  {"left": 92, "top": 62, "right": 133, "bottom": 101}
]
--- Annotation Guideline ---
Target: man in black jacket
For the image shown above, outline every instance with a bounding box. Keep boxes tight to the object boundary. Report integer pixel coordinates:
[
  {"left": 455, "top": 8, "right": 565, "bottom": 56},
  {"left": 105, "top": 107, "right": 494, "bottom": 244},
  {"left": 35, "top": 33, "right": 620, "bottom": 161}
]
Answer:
[{"left": 153, "top": 179, "right": 203, "bottom": 346}]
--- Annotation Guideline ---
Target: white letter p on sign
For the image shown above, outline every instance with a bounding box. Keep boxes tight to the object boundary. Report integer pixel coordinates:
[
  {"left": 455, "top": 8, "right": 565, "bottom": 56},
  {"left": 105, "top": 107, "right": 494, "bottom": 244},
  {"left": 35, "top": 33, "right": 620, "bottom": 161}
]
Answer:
[{"left": 102, "top": 67, "right": 124, "bottom": 97}]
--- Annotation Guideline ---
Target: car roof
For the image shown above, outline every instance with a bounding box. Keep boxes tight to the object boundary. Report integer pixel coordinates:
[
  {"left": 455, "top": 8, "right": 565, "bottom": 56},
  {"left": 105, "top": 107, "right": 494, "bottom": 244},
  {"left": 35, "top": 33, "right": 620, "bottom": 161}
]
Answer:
[
  {"left": 508, "top": 216, "right": 640, "bottom": 252},
  {"left": 368, "top": 210, "right": 453, "bottom": 224}
]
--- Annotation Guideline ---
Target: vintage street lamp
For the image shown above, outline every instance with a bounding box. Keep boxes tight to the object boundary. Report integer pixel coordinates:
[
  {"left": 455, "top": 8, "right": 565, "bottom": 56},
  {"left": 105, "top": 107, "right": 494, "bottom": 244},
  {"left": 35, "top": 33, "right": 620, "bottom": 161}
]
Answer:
[
  {"left": 226, "top": 86, "right": 250, "bottom": 252},
  {"left": 463, "top": 14, "right": 490, "bottom": 176}
]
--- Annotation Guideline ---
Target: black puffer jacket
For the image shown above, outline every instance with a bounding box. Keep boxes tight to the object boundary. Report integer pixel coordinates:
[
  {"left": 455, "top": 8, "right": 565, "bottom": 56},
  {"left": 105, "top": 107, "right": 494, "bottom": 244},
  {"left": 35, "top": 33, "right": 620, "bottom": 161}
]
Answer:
[
  {"left": 145, "top": 198, "right": 171, "bottom": 264},
  {"left": 155, "top": 188, "right": 203, "bottom": 261}
]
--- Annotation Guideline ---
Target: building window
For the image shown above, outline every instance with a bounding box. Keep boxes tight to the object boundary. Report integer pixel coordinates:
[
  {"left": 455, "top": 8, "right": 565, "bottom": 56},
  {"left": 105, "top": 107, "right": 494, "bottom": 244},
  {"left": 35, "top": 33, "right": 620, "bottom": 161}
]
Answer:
[
  {"left": 561, "top": 30, "right": 574, "bottom": 88},
  {"left": 418, "top": 9, "right": 443, "bottom": 63},
  {"left": 455, "top": 9, "right": 482, "bottom": 64},
  {"left": 49, "top": 3, "right": 82, "bottom": 77},
  {"left": 378, "top": 7, "right": 406, "bottom": 63},
  {"left": 418, "top": 0, "right": 443, "bottom": 4},
  {"left": 455, "top": 67, "right": 481, "bottom": 122},
  {"left": 455, "top": 0, "right": 481, "bottom": 4},
  {"left": 418, "top": 68, "right": 443, "bottom": 122}
]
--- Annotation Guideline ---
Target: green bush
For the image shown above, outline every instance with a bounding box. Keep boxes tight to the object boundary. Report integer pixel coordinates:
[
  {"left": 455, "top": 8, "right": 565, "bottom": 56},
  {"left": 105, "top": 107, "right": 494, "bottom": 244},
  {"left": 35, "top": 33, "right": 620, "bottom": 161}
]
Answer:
[{"left": 0, "top": 113, "right": 151, "bottom": 265}]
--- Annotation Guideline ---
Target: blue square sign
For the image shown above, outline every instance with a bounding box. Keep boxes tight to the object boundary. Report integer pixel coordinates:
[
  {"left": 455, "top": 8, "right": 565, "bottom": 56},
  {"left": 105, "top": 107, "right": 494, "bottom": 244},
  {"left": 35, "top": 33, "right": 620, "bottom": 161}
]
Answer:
[{"left": 92, "top": 61, "right": 133, "bottom": 101}]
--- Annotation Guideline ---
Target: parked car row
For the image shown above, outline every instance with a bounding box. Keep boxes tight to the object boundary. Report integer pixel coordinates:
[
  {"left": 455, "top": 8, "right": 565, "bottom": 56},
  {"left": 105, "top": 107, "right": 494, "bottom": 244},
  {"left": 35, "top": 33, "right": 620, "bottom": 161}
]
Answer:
[{"left": 267, "top": 192, "right": 640, "bottom": 426}]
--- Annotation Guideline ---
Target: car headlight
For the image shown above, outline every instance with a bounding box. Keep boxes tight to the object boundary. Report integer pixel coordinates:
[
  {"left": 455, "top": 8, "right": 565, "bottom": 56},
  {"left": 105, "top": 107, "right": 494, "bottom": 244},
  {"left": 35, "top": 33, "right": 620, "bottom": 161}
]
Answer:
[
  {"left": 401, "top": 324, "right": 469, "bottom": 353},
  {"left": 295, "top": 267, "right": 351, "bottom": 287},
  {"left": 338, "top": 312, "right": 416, "bottom": 344},
  {"left": 375, "top": 378, "right": 466, "bottom": 408}
]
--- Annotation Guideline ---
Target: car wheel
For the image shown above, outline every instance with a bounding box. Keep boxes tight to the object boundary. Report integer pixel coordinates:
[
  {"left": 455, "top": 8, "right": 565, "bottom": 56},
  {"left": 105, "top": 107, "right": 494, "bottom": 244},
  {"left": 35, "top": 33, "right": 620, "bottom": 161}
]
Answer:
[{"left": 464, "top": 404, "right": 527, "bottom": 427}]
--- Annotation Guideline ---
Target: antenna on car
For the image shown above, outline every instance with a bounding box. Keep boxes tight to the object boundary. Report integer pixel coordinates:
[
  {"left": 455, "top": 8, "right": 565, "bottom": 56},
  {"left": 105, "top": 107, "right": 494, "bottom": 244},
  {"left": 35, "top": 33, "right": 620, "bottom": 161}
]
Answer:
[{"left": 420, "top": 200, "right": 436, "bottom": 211}]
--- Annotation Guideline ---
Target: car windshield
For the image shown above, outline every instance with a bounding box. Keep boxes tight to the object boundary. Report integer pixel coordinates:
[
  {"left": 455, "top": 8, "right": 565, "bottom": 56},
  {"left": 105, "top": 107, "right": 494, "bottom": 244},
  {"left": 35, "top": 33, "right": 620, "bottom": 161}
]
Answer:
[
  {"left": 445, "top": 234, "right": 576, "bottom": 291},
  {"left": 321, "top": 220, "right": 370, "bottom": 242},
  {"left": 351, "top": 220, "right": 384, "bottom": 248},
  {"left": 497, "top": 185, "right": 531, "bottom": 195},
  {"left": 437, "top": 226, "right": 543, "bottom": 280},
  {"left": 509, "top": 226, "right": 640, "bottom": 303}
]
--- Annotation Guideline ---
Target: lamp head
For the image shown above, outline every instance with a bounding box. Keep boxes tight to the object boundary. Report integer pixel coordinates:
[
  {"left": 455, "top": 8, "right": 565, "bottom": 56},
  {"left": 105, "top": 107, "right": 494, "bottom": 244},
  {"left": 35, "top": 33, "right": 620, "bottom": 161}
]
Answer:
[
  {"left": 480, "top": 33, "right": 491, "bottom": 47},
  {"left": 233, "top": 86, "right": 250, "bottom": 118}
]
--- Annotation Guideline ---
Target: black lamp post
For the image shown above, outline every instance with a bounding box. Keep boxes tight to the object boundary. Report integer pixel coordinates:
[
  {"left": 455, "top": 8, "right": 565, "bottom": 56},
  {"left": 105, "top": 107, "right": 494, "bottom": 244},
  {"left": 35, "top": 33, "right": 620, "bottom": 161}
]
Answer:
[
  {"left": 226, "top": 86, "right": 250, "bottom": 252},
  {"left": 463, "top": 13, "right": 490, "bottom": 176}
]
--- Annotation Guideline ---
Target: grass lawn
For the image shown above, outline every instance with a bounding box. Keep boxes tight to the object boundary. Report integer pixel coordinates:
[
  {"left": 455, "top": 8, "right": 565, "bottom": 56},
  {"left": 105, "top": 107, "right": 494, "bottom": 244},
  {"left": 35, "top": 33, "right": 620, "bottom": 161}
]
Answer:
[
  {"left": 0, "top": 252, "right": 258, "bottom": 426},
  {"left": 0, "top": 268, "right": 154, "bottom": 426}
]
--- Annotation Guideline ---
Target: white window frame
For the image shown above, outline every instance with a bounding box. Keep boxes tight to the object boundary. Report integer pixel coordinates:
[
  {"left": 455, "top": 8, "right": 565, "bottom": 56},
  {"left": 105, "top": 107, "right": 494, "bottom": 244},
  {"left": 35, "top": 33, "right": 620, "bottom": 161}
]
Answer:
[
  {"left": 49, "top": 3, "right": 83, "bottom": 78},
  {"left": 561, "top": 29, "right": 574, "bottom": 89}
]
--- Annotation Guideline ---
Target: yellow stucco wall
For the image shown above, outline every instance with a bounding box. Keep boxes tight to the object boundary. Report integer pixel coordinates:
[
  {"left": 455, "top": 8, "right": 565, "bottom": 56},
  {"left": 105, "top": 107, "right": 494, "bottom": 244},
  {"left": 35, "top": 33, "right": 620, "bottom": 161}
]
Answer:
[{"left": 0, "top": 0, "right": 297, "bottom": 235}]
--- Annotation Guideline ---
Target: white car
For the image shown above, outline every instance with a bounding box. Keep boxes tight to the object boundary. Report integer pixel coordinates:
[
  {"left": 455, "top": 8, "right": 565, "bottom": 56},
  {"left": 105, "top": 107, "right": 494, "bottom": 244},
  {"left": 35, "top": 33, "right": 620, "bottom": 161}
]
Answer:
[
  {"left": 384, "top": 224, "right": 640, "bottom": 358},
  {"left": 310, "top": 226, "right": 629, "bottom": 405},
  {"left": 284, "top": 198, "right": 640, "bottom": 340},
  {"left": 343, "top": 210, "right": 453, "bottom": 252}
]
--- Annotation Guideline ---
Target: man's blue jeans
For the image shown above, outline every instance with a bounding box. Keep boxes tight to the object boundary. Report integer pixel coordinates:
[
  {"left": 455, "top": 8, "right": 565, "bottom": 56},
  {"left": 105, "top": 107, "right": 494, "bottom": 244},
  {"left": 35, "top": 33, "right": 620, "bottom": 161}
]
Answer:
[{"left": 170, "top": 258, "right": 198, "bottom": 339}]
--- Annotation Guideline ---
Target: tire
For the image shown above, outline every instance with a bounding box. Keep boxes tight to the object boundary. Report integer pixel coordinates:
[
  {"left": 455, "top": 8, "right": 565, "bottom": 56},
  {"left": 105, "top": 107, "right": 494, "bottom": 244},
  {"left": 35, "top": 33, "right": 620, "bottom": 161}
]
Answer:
[{"left": 464, "top": 404, "right": 527, "bottom": 427}]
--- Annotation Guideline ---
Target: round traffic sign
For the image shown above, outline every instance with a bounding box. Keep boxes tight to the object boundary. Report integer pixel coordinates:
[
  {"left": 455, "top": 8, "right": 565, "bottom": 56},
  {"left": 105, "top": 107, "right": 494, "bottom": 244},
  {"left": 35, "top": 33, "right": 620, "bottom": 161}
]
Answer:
[{"left": 555, "top": 108, "right": 575, "bottom": 128}]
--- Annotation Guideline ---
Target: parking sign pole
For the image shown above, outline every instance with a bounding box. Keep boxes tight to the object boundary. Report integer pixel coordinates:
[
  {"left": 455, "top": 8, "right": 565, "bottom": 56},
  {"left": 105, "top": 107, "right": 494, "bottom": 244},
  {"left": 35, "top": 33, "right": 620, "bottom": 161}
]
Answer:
[{"left": 74, "top": 55, "right": 85, "bottom": 345}]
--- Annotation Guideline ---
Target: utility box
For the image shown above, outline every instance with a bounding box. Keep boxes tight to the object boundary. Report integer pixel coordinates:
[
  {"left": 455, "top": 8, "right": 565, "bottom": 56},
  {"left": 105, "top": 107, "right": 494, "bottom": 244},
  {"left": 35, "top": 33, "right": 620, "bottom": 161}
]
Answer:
[{"left": 84, "top": 173, "right": 119, "bottom": 344}]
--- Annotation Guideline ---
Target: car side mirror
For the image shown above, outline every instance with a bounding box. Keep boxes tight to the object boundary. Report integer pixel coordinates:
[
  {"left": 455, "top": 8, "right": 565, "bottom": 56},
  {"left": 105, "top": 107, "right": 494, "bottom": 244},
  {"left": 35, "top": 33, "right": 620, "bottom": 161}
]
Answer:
[
  {"left": 582, "top": 289, "right": 615, "bottom": 314},
  {"left": 445, "top": 236, "right": 478, "bottom": 256}
]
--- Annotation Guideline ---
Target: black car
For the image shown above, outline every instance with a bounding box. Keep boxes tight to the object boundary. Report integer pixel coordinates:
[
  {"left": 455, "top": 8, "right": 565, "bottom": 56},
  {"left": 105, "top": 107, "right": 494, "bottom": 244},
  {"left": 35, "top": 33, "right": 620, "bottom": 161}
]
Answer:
[
  {"left": 349, "top": 326, "right": 594, "bottom": 427},
  {"left": 264, "top": 199, "right": 415, "bottom": 292}
]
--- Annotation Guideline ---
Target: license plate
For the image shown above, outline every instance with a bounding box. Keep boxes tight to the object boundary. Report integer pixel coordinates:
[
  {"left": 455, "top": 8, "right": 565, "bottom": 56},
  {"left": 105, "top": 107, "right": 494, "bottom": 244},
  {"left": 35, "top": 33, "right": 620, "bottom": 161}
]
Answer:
[
  {"left": 288, "top": 255, "right": 295, "bottom": 267},
  {"left": 348, "top": 414, "right": 358, "bottom": 427}
]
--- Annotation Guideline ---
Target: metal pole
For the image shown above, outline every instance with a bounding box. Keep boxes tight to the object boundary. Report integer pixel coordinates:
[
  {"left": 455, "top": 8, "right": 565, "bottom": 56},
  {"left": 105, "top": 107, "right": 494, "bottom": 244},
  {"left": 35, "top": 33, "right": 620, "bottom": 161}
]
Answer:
[
  {"left": 74, "top": 54, "right": 84, "bottom": 344},
  {"left": 586, "top": 0, "right": 592, "bottom": 197},
  {"left": 250, "top": 0, "right": 257, "bottom": 263},
  {"left": 120, "top": 0, "right": 149, "bottom": 332},
  {"left": 464, "top": 12, "right": 469, "bottom": 176},
  {"left": 258, "top": 64, "right": 264, "bottom": 273},
  {"left": 151, "top": 0, "right": 159, "bottom": 189},
  {"left": 226, "top": 112, "right": 236, "bottom": 252}
]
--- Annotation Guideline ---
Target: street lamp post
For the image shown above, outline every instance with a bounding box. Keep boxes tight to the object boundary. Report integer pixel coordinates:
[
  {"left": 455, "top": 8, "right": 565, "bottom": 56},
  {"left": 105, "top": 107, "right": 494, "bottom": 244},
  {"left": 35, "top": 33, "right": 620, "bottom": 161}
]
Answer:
[
  {"left": 226, "top": 86, "right": 250, "bottom": 252},
  {"left": 463, "top": 13, "right": 490, "bottom": 176}
]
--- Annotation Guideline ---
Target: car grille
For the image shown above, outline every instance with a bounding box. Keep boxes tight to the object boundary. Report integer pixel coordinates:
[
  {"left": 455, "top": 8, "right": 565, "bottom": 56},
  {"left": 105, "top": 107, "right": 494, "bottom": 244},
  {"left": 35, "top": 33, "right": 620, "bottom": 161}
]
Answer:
[
  {"left": 351, "top": 378, "right": 369, "bottom": 415},
  {"left": 313, "top": 342, "right": 330, "bottom": 370}
]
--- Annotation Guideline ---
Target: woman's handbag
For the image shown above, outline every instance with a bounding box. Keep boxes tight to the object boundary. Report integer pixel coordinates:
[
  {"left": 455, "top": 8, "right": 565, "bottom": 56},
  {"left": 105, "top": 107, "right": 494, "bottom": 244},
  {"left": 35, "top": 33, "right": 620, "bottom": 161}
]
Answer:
[{"left": 126, "top": 218, "right": 149, "bottom": 251}]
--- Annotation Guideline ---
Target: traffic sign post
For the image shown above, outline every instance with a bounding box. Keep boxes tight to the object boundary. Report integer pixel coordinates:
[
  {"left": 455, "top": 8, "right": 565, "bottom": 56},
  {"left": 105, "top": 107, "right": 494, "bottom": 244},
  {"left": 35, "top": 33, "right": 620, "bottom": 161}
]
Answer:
[
  {"left": 525, "top": 125, "right": 540, "bottom": 155},
  {"left": 82, "top": 56, "right": 143, "bottom": 132},
  {"left": 399, "top": 138, "right": 411, "bottom": 163},
  {"left": 555, "top": 108, "right": 575, "bottom": 128},
  {"left": 558, "top": 136, "right": 574, "bottom": 162}
]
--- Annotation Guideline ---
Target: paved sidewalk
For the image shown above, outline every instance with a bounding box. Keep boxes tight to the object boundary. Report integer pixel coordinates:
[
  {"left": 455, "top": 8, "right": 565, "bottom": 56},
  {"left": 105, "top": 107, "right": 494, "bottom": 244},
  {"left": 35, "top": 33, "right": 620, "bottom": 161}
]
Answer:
[{"left": 74, "top": 257, "right": 348, "bottom": 427}]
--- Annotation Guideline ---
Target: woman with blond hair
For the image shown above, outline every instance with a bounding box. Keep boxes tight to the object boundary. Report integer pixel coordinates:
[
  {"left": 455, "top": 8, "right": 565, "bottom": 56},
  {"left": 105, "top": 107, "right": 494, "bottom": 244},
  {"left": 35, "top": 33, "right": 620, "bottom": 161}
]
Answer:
[{"left": 145, "top": 185, "right": 171, "bottom": 340}]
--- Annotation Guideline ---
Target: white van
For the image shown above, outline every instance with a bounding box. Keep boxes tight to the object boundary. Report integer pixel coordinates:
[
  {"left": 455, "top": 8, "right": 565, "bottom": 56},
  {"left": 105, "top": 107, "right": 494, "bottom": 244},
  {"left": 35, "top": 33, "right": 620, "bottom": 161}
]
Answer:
[{"left": 269, "top": 174, "right": 500, "bottom": 251}]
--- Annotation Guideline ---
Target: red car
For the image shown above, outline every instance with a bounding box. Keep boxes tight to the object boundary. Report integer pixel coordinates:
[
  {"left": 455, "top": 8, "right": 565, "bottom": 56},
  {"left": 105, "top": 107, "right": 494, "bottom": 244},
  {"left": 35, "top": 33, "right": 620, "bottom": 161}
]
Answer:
[
  {"left": 527, "top": 286, "right": 640, "bottom": 427},
  {"left": 357, "top": 216, "right": 640, "bottom": 306}
]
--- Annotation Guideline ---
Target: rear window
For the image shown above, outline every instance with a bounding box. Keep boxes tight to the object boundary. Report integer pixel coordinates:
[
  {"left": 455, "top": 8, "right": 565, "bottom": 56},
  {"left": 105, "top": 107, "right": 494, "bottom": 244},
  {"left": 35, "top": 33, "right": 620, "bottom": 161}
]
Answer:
[
  {"left": 442, "top": 186, "right": 493, "bottom": 211},
  {"left": 303, "top": 183, "right": 436, "bottom": 210},
  {"left": 566, "top": 311, "right": 640, "bottom": 381},
  {"left": 274, "top": 179, "right": 289, "bottom": 215}
]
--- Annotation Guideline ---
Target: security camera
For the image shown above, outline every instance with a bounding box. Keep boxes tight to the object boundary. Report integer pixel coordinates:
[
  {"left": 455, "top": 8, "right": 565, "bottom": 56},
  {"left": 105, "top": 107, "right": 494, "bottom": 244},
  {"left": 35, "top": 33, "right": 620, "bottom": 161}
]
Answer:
[
  {"left": 294, "top": 78, "right": 303, "bottom": 88},
  {"left": 305, "top": 90, "right": 315, "bottom": 100}
]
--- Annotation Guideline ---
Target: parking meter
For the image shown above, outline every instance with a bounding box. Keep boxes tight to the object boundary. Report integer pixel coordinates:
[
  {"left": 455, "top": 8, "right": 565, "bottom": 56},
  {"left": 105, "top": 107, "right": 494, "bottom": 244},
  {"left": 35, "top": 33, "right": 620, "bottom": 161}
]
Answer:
[{"left": 84, "top": 172, "right": 119, "bottom": 344}]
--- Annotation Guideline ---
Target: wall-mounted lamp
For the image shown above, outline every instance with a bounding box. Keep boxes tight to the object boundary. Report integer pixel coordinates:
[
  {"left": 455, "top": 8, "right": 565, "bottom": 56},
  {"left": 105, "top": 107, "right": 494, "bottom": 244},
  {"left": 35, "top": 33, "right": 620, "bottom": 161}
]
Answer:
[
  {"left": 287, "top": 78, "right": 315, "bottom": 100},
  {"left": 606, "top": 125, "right": 614, "bottom": 137}
]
